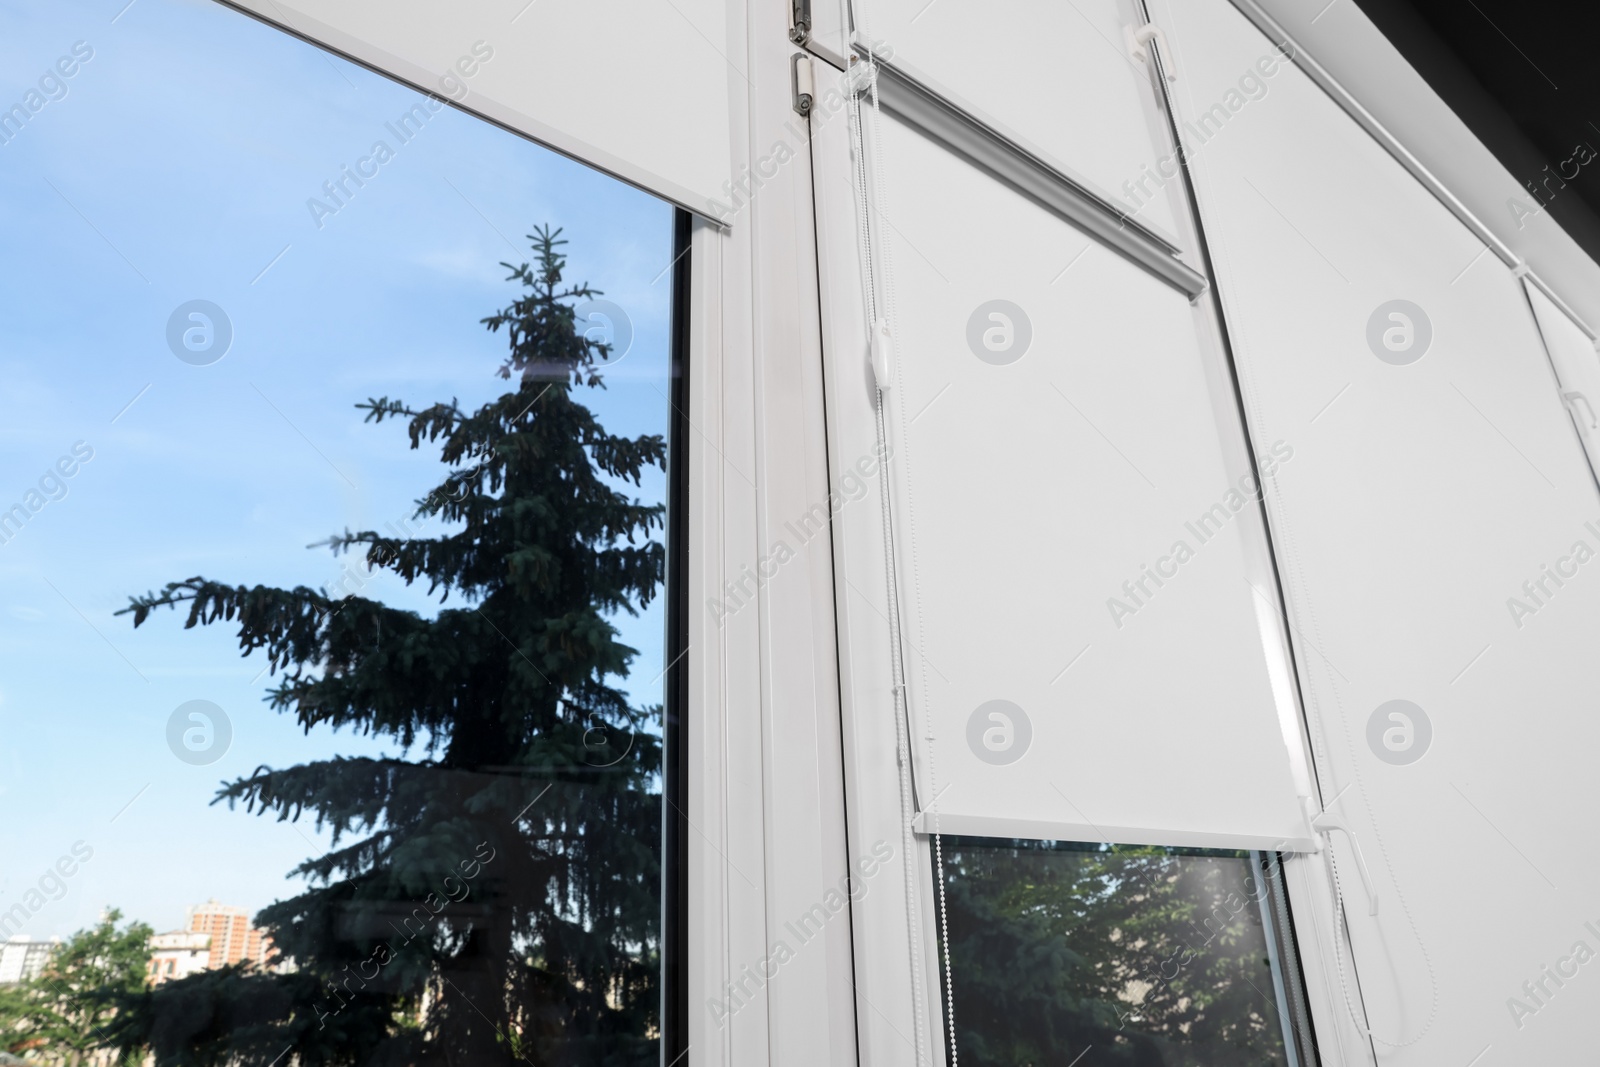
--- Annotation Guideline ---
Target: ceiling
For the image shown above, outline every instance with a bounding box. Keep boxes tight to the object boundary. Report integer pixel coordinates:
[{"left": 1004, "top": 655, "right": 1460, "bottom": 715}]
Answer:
[{"left": 1352, "top": 0, "right": 1600, "bottom": 266}]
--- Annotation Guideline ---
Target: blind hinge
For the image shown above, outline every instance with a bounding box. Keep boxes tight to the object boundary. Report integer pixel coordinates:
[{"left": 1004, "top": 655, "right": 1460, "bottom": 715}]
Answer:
[
  {"left": 1305, "top": 797, "right": 1379, "bottom": 916},
  {"left": 1126, "top": 22, "right": 1177, "bottom": 83},
  {"left": 1563, "top": 390, "right": 1598, "bottom": 430},
  {"left": 791, "top": 52, "right": 814, "bottom": 118},
  {"left": 790, "top": 0, "right": 811, "bottom": 45}
]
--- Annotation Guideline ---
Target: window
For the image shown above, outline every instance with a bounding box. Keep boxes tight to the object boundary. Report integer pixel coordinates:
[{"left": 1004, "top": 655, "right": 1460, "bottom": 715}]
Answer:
[
  {"left": 0, "top": 2, "right": 685, "bottom": 1064},
  {"left": 936, "top": 838, "right": 1319, "bottom": 1066}
]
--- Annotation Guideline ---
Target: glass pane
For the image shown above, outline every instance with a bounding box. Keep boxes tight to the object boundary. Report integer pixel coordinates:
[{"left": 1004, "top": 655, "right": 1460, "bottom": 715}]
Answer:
[
  {"left": 0, "top": 2, "right": 679, "bottom": 1065},
  {"left": 938, "top": 839, "right": 1318, "bottom": 1066}
]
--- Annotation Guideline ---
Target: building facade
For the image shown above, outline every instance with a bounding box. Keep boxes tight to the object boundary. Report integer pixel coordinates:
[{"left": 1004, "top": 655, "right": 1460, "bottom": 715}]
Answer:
[
  {"left": 184, "top": 899, "right": 276, "bottom": 971},
  {"left": 146, "top": 931, "right": 213, "bottom": 986},
  {"left": 0, "top": 937, "right": 57, "bottom": 985}
]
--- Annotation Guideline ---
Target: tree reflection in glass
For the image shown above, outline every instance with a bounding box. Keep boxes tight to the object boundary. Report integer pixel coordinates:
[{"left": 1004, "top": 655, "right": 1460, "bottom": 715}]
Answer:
[
  {"left": 939, "top": 838, "right": 1316, "bottom": 1067},
  {"left": 101, "top": 228, "right": 665, "bottom": 1067}
]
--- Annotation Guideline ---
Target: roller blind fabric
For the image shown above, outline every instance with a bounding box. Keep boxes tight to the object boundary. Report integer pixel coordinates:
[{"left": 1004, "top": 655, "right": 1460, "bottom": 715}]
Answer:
[
  {"left": 845, "top": 98, "right": 1313, "bottom": 852},
  {"left": 849, "top": 0, "right": 1186, "bottom": 243},
  {"left": 221, "top": 0, "right": 731, "bottom": 214},
  {"left": 1155, "top": 0, "right": 1600, "bottom": 1057}
]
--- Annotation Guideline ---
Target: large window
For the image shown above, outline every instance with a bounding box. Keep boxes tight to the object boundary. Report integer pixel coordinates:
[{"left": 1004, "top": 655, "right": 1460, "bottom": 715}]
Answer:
[
  {"left": 0, "top": 2, "right": 684, "bottom": 1064},
  {"left": 936, "top": 839, "right": 1319, "bottom": 1066}
]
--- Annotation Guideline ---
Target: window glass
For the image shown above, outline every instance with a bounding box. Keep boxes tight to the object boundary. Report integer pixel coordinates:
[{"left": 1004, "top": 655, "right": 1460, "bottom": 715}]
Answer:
[
  {"left": 0, "top": 2, "right": 678, "bottom": 1064},
  {"left": 938, "top": 839, "right": 1318, "bottom": 1066}
]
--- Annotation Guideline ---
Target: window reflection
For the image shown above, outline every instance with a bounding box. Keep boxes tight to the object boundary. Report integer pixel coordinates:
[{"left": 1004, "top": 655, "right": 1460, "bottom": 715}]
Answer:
[
  {"left": 939, "top": 839, "right": 1317, "bottom": 1066},
  {"left": 0, "top": 2, "right": 675, "bottom": 1064}
]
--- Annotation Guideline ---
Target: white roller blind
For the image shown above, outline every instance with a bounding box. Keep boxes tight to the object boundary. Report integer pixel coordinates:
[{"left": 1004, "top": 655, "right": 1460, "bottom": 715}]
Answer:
[
  {"left": 221, "top": 0, "right": 730, "bottom": 214},
  {"left": 1157, "top": 0, "right": 1600, "bottom": 1059},
  {"left": 838, "top": 102, "right": 1312, "bottom": 852},
  {"left": 849, "top": 0, "right": 1185, "bottom": 242},
  {"left": 1527, "top": 281, "right": 1600, "bottom": 482}
]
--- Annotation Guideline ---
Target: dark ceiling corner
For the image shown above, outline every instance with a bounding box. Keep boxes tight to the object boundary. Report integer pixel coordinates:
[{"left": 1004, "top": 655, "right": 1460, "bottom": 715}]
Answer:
[{"left": 1351, "top": 0, "right": 1600, "bottom": 266}]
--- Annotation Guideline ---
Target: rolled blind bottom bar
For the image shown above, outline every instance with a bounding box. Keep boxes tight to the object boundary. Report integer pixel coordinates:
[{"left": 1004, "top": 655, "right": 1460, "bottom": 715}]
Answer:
[
  {"left": 911, "top": 809, "right": 1318, "bottom": 852},
  {"left": 863, "top": 52, "right": 1210, "bottom": 300}
]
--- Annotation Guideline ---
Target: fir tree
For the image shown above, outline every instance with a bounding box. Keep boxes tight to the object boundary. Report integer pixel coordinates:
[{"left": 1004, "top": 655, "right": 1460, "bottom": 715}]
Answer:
[
  {"left": 112, "top": 226, "right": 666, "bottom": 1067},
  {"left": 940, "top": 841, "right": 1290, "bottom": 1067}
]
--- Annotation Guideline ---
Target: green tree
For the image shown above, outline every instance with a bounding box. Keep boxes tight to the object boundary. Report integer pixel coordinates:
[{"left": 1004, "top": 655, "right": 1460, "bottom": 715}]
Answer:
[
  {"left": 1, "top": 910, "right": 151, "bottom": 1066},
  {"left": 0, "top": 981, "right": 31, "bottom": 1053},
  {"left": 111, "top": 226, "right": 666, "bottom": 1067},
  {"left": 940, "top": 841, "right": 1290, "bottom": 1067}
]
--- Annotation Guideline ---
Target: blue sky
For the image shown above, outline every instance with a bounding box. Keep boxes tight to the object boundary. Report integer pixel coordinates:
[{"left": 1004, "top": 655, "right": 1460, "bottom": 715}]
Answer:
[{"left": 0, "top": 0, "right": 674, "bottom": 940}]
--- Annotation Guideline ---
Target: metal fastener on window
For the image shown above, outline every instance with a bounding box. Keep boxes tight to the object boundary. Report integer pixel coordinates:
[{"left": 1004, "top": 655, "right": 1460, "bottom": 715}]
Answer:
[
  {"left": 791, "top": 52, "right": 814, "bottom": 118},
  {"left": 1126, "top": 22, "right": 1177, "bottom": 82},
  {"left": 789, "top": 0, "right": 810, "bottom": 45}
]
